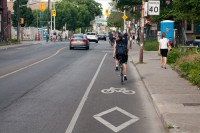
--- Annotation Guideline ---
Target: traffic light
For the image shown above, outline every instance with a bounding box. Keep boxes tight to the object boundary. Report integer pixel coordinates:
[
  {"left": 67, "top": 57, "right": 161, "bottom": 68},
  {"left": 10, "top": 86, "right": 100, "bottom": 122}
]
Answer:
[
  {"left": 105, "top": 9, "right": 109, "bottom": 16},
  {"left": 52, "top": 10, "right": 56, "bottom": 16},
  {"left": 118, "top": 7, "right": 122, "bottom": 11},
  {"left": 40, "top": 2, "right": 45, "bottom": 12},
  {"left": 20, "top": 18, "right": 24, "bottom": 24}
]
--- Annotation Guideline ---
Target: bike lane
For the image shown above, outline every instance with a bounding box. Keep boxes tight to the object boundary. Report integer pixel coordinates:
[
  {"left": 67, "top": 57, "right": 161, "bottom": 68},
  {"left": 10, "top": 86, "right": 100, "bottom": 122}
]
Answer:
[{"left": 65, "top": 51, "right": 166, "bottom": 133}]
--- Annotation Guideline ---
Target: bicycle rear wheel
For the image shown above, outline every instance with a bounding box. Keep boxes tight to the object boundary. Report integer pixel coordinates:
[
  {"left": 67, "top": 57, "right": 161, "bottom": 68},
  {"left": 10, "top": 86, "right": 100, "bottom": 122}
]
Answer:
[{"left": 120, "top": 65, "right": 124, "bottom": 85}]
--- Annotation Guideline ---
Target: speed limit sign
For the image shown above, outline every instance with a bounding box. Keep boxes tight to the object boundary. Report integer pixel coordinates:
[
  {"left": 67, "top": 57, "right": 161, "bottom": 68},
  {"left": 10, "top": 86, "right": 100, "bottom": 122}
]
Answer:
[{"left": 148, "top": 1, "right": 160, "bottom": 15}]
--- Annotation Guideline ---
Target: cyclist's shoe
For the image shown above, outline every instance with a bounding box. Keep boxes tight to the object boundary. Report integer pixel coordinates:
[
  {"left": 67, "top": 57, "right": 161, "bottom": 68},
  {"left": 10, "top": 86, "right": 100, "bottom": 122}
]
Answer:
[
  {"left": 115, "top": 67, "right": 119, "bottom": 71},
  {"left": 124, "top": 76, "right": 127, "bottom": 80}
]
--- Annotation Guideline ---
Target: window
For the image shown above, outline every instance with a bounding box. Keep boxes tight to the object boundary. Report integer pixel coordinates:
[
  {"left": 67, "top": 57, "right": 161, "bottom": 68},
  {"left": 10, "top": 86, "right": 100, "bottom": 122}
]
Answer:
[{"left": 185, "top": 20, "right": 194, "bottom": 33}]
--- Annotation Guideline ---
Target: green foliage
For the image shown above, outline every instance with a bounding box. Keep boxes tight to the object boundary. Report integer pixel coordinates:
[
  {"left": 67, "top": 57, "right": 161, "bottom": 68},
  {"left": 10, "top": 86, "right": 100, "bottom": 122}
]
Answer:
[
  {"left": 12, "top": 0, "right": 34, "bottom": 27},
  {"left": 55, "top": 0, "right": 102, "bottom": 31},
  {"left": 172, "top": 0, "right": 200, "bottom": 21},
  {"left": 107, "top": 12, "right": 124, "bottom": 28},
  {"left": 174, "top": 51, "right": 200, "bottom": 87},
  {"left": 143, "top": 39, "right": 159, "bottom": 51},
  {"left": 179, "top": 62, "right": 200, "bottom": 87},
  {"left": 115, "top": 0, "right": 141, "bottom": 21},
  {"left": 112, "top": 0, "right": 200, "bottom": 23},
  {"left": 167, "top": 49, "right": 181, "bottom": 64}
]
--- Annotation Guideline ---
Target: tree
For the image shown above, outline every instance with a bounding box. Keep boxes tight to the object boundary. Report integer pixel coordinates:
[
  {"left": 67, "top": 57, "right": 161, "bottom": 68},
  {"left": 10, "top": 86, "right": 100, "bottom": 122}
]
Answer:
[
  {"left": 54, "top": 0, "right": 102, "bottom": 31},
  {"left": 12, "top": 0, "right": 34, "bottom": 27},
  {"left": 172, "top": 0, "right": 200, "bottom": 21},
  {"left": 107, "top": 12, "right": 124, "bottom": 28},
  {"left": 115, "top": 0, "right": 142, "bottom": 20}
]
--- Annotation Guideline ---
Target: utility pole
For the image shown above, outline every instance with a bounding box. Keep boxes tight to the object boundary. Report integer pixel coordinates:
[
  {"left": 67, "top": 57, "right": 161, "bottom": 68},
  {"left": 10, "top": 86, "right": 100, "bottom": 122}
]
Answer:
[
  {"left": 17, "top": 0, "right": 20, "bottom": 42},
  {"left": 124, "top": 10, "right": 126, "bottom": 32},
  {"left": 139, "top": 1, "right": 145, "bottom": 63},
  {"left": 51, "top": 2, "right": 52, "bottom": 33},
  {"left": 53, "top": 2, "right": 55, "bottom": 31},
  {"left": 47, "top": 0, "right": 50, "bottom": 34}
]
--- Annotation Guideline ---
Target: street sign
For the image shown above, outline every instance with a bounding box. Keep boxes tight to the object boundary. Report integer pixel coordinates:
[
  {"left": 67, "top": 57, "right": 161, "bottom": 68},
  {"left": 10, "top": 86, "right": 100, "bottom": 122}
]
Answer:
[
  {"left": 148, "top": 1, "right": 160, "bottom": 15},
  {"left": 105, "top": 9, "right": 110, "bottom": 16},
  {"left": 20, "top": 18, "right": 24, "bottom": 24},
  {"left": 52, "top": 10, "right": 56, "bottom": 16},
  {"left": 110, "top": 9, "right": 118, "bottom": 13},
  {"left": 39, "top": 2, "right": 45, "bottom": 12},
  {"left": 122, "top": 14, "right": 128, "bottom": 20}
]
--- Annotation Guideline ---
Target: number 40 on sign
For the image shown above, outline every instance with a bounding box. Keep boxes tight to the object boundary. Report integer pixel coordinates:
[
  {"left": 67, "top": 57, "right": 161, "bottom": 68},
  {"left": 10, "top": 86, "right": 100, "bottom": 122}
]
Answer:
[{"left": 147, "top": 1, "right": 160, "bottom": 15}]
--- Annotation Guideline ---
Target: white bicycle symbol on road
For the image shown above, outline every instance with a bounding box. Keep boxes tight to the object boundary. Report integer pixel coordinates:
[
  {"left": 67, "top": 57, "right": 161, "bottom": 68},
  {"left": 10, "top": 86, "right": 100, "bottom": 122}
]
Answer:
[{"left": 101, "top": 87, "right": 135, "bottom": 95}]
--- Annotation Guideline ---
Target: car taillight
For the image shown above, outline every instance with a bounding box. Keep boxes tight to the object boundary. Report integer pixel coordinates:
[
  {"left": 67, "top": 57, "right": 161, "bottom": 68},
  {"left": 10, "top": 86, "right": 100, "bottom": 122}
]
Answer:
[
  {"left": 70, "top": 39, "right": 75, "bottom": 42},
  {"left": 82, "top": 39, "right": 87, "bottom": 43}
]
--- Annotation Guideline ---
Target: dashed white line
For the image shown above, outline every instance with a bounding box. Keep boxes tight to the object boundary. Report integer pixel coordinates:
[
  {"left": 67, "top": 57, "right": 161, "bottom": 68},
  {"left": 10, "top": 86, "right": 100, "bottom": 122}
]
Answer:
[{"left": 0, "top": 47, "right": 66, "bottom": 79}]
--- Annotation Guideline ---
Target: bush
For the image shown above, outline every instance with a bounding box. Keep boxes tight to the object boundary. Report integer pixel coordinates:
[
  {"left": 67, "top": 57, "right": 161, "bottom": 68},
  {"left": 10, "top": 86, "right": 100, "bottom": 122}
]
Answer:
[
  {"left": 176, "top": 53, "right": 200, "bottom": 87},
  {"left": 144, "top": 39, "right": 159, "bottom": 51},
  {"left": 167, "top": 49, "right": 181, "bottom": 64},
  {"left": 11, "top": 39, "right": 18, "bottom": 43}
]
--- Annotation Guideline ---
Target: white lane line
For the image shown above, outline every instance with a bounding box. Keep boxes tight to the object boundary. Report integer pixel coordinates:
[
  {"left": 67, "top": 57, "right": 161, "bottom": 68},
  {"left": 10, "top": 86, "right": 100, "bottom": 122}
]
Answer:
[
  {"left": 0, "top": 47, "right": 66, "bottom": 79},
  {"left": 65, "top": 53, "right": 107, "bottom": 133}
]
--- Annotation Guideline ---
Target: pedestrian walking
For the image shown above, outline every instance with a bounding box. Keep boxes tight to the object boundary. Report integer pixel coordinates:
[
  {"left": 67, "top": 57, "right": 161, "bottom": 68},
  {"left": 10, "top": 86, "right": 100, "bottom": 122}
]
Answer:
[{"left": 158, "top": 32, "right": 170, "bottom": 69}]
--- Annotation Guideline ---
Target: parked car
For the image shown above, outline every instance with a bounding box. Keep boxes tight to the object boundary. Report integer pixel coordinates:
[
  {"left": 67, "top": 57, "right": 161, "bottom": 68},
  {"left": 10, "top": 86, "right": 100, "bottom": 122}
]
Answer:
[
  {"left": 97, "top": 34, "right": 106, "bottom": 41},
  {"left": 69, "top": 34, "right": 89, "bottom": 50},
  {"left": 86, "top": 32, "right": 98, "bottom": 43}
]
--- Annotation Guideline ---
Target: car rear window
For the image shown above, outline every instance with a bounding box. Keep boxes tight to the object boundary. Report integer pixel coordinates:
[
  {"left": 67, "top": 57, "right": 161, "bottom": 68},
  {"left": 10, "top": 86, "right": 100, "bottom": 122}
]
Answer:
[
  {"left": 87, "top": 33, "right": 96, "bottom": 35},
  {"left": 72, "top": 35, "right": 84, "bottom": 38}
]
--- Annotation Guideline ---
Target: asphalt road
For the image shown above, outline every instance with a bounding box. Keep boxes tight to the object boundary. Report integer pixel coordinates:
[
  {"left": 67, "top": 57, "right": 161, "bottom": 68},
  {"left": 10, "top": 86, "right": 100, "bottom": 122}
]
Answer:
[{"left": 0, "top": 40, "right": 166, "bottom": 133}]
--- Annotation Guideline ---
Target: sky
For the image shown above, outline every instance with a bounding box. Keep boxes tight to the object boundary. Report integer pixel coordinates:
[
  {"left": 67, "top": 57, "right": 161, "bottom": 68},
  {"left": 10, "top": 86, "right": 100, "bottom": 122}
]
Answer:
[{"left": 95, "top": 0, "right": 111, "bottom": 15}]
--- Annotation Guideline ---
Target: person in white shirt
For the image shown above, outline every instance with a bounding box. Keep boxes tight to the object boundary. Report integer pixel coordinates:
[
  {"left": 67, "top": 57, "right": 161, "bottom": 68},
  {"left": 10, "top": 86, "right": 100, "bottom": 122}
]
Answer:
[{"left": 159, "top": 32, "right": 170, "bottom": 69}]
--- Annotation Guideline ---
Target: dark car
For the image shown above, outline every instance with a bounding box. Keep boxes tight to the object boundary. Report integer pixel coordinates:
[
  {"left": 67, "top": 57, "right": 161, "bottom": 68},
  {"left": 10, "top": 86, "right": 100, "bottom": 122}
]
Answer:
[
  {"left": 97, "top": 34, "right": 106, "bottom": 41},
  {"left": 69, "top": 34, "right": 89, "bottom": 50}
]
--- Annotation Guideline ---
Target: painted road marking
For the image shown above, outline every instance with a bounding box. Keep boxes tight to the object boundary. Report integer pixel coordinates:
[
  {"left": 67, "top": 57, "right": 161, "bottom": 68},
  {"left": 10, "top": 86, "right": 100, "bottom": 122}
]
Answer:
[
  {"left": 65, "top": 53, "right": 107, "bottom": 133},
  {"left": 0, "top": 47, "right": 66, "bottom": 79},
  {"left": 102, "top": 51, "right": 113, "bottom": 53},
  {"left": 101, "top": 87, "right": 136, "bottom": 95},
  {"left": 93, "top": 107, "right": 139, "bottom": 132}
]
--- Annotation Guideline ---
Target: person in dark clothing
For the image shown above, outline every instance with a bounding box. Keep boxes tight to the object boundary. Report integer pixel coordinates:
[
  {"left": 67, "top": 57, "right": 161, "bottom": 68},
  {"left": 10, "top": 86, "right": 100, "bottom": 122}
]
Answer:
[
  {"left": 123, "top": 31, "right": 128, "bottom": 46},
  {"left": 113, "top": 32, "right": 128, "bottom": 80}
]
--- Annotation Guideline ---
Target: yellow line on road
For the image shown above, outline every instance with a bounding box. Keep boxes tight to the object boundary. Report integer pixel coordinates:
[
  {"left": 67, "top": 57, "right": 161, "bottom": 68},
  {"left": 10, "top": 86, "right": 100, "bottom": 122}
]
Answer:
[{"left": 0, "top": 47, "right": 66, "bottom": 79}]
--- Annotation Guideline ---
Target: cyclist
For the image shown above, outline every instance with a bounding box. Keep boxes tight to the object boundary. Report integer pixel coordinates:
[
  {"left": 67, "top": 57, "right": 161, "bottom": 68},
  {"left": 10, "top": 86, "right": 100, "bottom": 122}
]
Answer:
[
  {"left": 109, "top": 31, "right": 116, "bottom": 46},
  {"left": 46, "top": 33, "right": 49, "bottom": 42},
  {"left": 113, "top": 32, "right": 128, "bottom": 80},
  {"left": 53, "top": 31, "right": 57, "bottom": 42}
]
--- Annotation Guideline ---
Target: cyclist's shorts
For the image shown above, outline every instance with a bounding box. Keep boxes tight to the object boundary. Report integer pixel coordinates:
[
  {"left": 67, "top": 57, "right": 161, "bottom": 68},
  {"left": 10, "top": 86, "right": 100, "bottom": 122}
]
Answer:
[{"left": 116, "top": 54, "right": 128, "bottom": 64}]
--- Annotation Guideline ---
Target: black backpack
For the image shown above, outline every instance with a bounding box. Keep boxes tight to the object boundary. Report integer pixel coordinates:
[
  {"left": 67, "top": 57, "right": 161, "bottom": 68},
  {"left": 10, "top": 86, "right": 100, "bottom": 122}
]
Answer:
[{"left": 116, "top": 40, "right": 127, "bottom": 55}]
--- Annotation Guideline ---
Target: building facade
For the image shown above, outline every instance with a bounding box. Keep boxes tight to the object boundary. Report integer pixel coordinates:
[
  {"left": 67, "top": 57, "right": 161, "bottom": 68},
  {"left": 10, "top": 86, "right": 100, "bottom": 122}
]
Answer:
[{"left": 0, "top": 0, "right": 11, "bottom": 41}]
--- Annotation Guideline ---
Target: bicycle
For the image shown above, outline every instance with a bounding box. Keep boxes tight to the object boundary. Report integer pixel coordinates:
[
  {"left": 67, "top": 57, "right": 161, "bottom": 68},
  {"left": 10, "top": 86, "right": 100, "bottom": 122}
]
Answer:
[
  {"left": 119, "top": 58, "right": 124, "bottom": 85},
  {"left": 113, "top": 56, "right": 124, "bottom": 85},
  {"left": 109, "top": 37, "right": 115, "bottom": 46}
]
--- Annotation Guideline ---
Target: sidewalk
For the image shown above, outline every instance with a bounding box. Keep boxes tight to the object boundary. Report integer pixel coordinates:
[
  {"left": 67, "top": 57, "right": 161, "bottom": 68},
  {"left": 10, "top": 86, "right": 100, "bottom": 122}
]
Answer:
[
  {"left": 0, "top": 40, "right": 47, "bottom": 50},
  {"left": 129, "top": 44, "right": 200, "bottom": 133}
]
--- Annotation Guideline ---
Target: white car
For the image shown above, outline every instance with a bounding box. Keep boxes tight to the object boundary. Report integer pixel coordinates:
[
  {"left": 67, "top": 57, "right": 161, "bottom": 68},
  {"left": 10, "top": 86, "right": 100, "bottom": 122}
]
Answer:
[{"left": 86, "top": 32, "right": 98, "bottom": 43}]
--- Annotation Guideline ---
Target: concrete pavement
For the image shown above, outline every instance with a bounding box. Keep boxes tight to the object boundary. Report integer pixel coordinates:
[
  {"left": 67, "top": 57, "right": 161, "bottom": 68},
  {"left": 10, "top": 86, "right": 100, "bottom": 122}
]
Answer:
[
  {"left": 129, "top": 43, "right": 200, "bottom": 133},
  {"left": 0, "top": 40, "right": 47, "bottom": 50}
]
